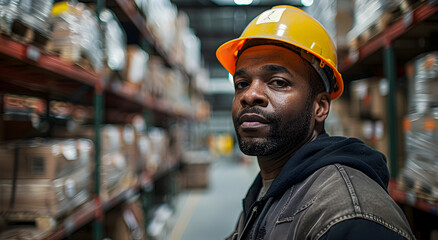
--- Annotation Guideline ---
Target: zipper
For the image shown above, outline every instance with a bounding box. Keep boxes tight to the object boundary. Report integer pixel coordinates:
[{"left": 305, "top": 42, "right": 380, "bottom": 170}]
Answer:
[{"left": 238, "top": 205, "right": 258, "bottom": 240}]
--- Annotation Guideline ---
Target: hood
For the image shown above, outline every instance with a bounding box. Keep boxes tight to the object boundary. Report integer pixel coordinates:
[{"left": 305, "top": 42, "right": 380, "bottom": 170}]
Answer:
[{"left": 243, "top": 132, "right": 389, "bottom": 214}]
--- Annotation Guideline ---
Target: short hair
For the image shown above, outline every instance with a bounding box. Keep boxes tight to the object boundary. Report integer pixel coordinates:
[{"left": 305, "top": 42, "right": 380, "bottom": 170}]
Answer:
[{"left": 306, "top": 61, "right": 325, "bottom": 100}]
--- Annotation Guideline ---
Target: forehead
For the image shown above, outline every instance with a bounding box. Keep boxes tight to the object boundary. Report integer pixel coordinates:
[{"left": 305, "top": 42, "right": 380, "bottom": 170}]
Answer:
[{"left": 235, "top": 45, "right": 306, "bottom": 72}]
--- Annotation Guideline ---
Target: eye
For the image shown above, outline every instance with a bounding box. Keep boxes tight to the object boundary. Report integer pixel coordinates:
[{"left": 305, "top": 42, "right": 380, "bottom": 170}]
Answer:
[
  {"left": 234, "top": 80, "right": 250, "bottom": 90},
  {"left": 270, "top": 78, "right": 289, "bottom": 88}
]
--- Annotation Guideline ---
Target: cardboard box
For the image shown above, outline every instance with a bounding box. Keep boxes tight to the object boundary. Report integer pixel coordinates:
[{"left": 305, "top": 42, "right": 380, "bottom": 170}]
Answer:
[
  {"left": 0, "top": 139, "right": 93, "bottom": 180},
  {"left": 105, "top": 200, "right": 146, "bottom": 240},
  {"left": 180, "top": 161, "right": 210, "bottom": 189},
  {"left": 0, "top": 165, "right": 92, "bottom": 220}
]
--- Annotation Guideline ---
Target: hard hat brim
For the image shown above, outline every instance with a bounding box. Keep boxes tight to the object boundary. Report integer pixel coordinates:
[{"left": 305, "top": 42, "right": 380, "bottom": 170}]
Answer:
[{"left": 216, "top": 36, "right": 344, "bottom": 100}]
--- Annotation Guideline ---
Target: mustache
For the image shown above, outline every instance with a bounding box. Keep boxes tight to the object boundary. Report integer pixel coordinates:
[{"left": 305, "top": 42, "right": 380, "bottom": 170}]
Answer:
[{"left": 235, "top": 107, "right": 274, "bottom": 123}]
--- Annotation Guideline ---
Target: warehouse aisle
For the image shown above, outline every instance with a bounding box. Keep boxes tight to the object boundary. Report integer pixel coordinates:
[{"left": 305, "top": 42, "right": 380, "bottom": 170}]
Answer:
[{"left": 169, "top": 157, "right": 259, "bottom": 240}]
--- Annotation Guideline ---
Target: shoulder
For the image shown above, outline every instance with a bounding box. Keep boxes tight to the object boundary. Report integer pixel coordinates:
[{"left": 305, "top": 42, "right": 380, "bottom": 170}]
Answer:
[
  {"left": 298, "top": 164, "right": 414, "bottom": 240},
  {"left": 318, "top": 218, "right": 409, "bottom": 240}
]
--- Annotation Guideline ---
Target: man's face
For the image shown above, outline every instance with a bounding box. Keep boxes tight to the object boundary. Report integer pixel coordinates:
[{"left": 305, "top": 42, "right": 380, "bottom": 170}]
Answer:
[{"left": 232, "top": 45, "right": 314, "bottom": 156}]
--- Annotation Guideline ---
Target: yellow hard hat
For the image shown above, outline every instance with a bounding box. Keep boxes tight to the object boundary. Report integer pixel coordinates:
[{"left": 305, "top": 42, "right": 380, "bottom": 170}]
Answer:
[{"left": 216, "top": 5, "right": 343, "bottom": 100}]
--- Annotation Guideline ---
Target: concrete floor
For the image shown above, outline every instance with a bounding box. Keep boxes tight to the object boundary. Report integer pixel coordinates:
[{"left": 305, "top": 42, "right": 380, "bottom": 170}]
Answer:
[{"left": 169, "top": 157, "right": 259, "bottom": 240}]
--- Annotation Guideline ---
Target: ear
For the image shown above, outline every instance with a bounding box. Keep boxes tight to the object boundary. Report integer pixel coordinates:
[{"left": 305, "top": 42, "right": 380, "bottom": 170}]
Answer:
[{"left": 313, "top": 92, "right": 331, "bottom": 123}]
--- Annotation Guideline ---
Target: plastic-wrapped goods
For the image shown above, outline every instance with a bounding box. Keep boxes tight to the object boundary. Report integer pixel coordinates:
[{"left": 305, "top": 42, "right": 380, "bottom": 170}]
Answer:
[
  {"left": 99, "top": 8, "right": 127, "bottom": 72},
  {"left": 52, "top": 124, "right": 122, "bottom": 155},
  {"left": 347, "top": 0, "right": 405, "bottom": 45},
  {"left": 101, "top": 151, "right": 128, "bottom": 197},
  {"left": 399, "top": 51, "right": 438, "bottom": 200},
  {"left": 399, "top": 111, "right": 438, "bottom": 200},
  {"left": 305, "top": 0, "right": 353, "bottom": 50},
  {"left": 183, "top": 28, "right": 201, "bottom": 75},
  {"left": 125, "top": 45, "right": 149, "bottom": 90},
  {"left": 0, "top": 139, "right": 93, "bottom": 220},
  {"left": 144, "top": 0, "right": 177, "bottom": 53},
  {"left": 406, "top": 51, "right": 438, "bottom": 114},
  {"left": 50, "top": 1, "right": 103, "bottom": 71},
  {"left": 0, "top": 0, "right": 53, "bottom": 37}
]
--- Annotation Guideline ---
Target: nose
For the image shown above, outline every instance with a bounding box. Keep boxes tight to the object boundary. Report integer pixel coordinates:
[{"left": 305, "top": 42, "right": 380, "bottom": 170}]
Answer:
[{"left": 240, "top": 80, "right": 268, "bottom": 107}]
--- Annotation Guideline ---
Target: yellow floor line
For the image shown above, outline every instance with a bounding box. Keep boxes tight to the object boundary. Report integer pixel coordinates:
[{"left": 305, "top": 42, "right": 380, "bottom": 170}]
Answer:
[{"left": 168, "top": 191, "right": 203, "bottom": 240}]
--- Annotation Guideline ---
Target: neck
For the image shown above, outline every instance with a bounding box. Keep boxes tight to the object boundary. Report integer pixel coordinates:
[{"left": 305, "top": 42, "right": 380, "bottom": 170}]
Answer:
[{"left": 257, "top": 130, "right": 319, "bottom": 180}]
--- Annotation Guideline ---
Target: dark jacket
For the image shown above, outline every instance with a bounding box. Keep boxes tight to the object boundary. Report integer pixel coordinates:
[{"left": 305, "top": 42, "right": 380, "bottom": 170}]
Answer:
[{"left": 227, "top": 133, "right": 415, "bottom": 240}]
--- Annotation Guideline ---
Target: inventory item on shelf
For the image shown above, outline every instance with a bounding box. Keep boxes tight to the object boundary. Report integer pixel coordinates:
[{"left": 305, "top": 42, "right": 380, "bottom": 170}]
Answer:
[
  {"left": 327, "top": 77, "right": 408, "bottom": 170},
  {"left": 0, "top": 139, "right": 94, "bottom": 224},
  {"left": 50, "top": 1, "right": 104, "bottom": 71},
  {"left": 305, "top": 0, "right": 353, "bottom": 50},
  {"left": 400, "top": 111, "right": 438, "bottom": 201},
  {"left": 347, "top": 0, "right": 412, "bottom": 49},
  {"left": 104, "top": 199, "right": 146, "bottom": 240},
  {"left": 179, "top": 150, "right": 214, "bottom": 189},
  {"left": 406, "top": 51, "right": 438, "bottom": 114},
  {"left": 125, "top": 45, "right": 149, "bottom": 91},
  {"left": 143, "top": 0, "right": 177, "bottom": 54},
  {"left": 147, "top": 203, "right": 174, "bottom": 239},
  {"left": 399, "top": 51, "right": 438, "bottom": 201},
  {"left": 99, "top": 8, "right": 127, "bottom": 73},
  {"left": 3, "top": 94, "right": 46, "bottom": 116},
  {"left": 0, "top": 0, "right": 54, "bottom": 44},
  {"left": 147, "top": 127, "right": 170, "bottom": 174}
]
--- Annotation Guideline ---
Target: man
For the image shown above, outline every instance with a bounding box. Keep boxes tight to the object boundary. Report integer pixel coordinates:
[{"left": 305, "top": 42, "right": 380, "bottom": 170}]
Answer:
[{"left": 216, "top": 5, "right": 415, "bottom": 240}]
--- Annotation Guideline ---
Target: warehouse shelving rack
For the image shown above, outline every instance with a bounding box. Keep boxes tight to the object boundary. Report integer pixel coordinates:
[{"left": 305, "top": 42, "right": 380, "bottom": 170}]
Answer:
[
  {"left": 0, "top": 0, "right": 199, "bottom": 239},
  {"left": 339, "top": 1, "right": 438, "bottom": 237}
]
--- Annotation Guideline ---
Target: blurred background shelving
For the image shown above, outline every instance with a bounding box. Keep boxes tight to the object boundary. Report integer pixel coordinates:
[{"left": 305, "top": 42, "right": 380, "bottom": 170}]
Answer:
[{"left": 1, "top": 0, "right": 438, "bottom": 240}]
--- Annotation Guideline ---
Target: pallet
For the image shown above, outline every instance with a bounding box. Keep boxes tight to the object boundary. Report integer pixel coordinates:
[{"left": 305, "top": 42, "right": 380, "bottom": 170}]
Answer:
[
  {"left": 0, "top": 19, "right": 51, "bottom": 52},
  {"left": 397, "top": 174, "right": 438, "bottom": 202},
  {"left": 50, "top": 45, "right": 95, "bottom": 71},
  {"left": 1, "top": 213, "right": 57, "bottom": 231},
  {"left": 348, "top": 12, "right": 394, "bottom": 50}
]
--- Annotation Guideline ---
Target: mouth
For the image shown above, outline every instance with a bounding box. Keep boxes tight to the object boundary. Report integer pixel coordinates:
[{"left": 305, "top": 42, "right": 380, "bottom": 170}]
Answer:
[{"left": 238, "top": 113, "right": 270, "bottom": 130}]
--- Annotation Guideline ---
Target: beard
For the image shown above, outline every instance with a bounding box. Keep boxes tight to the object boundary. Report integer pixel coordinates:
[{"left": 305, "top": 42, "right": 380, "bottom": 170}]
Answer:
[{"left": 234, "top": 97, "right": 313, "bottom": 156}]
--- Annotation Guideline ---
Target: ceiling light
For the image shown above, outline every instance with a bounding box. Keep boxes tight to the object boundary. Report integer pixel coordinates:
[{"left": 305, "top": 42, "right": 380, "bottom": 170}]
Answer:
[
  {"left": 234, "top": 0, "right": 253, "bottom": 5},
  {"left": 301, "top": 0, "right": 313, "bottom": 7}
]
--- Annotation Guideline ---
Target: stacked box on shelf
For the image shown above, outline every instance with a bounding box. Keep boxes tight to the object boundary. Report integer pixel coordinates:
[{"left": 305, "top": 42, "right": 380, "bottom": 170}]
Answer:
[
  {"left": 0, "top": 139, "right": 93, "bottom": 224},
  {"left": 305, "top": 0, "right": 354, "bottom": 51},
  {"left": 179, "top": 150, "right": 213, "bottom": 189},
  {"left": 49, "top": 1, "right": 103, "bottom": 71},
  {"left": 52, "top": 124, "right": 138, "bottom": 200},
  {"left": 104, "top": 200, "right": 146, "bottom": 240},
  {"left": 147, "top": 127, "right": 170, "bottom": 175},
  {"left": 399, "top": 51, "right": 438, "bottom": 201},
  {"left": 146, "top": 56, "right": 166, "bottom": 99},
  {"left": 0, "top": 0, "right": 53, "bottom": 44},
  {"left": 124, "top": 45, "right": 149, "bottom": 93},
  {"left": 328, "top": 77, "right": 407, "bottom": 170},
  {"left": 146, "top": 55, "right": 193, "bottom": 113}
]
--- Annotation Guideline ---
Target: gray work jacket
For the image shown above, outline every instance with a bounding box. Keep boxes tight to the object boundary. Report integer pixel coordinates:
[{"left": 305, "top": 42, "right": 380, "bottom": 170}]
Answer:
[{"left": 227, "top": 164, "right": 415, "bottom": 240}]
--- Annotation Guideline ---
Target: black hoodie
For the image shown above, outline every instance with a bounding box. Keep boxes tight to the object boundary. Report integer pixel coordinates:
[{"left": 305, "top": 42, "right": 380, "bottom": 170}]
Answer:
[{"left": 243, "top": 132, "right": 389, "bottom": 216}]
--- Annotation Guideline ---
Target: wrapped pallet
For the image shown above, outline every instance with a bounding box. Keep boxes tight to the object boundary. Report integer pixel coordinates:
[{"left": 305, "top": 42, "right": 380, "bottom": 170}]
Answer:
[
  {"left": 143, "top": 0, "right": 177, "bottom": 54},
  {"left": 0, "top": 0, "right": 53, "bottom": 41},
  {"left": 125, "top": 45, "right": 149, "bottom": 91},
  {"left": 305, "top": 0, "right": 353, "bottom": 51},
  {"left": 50, "top": 1, "right": 104, "bottom": 71},
  {"left": 347, "top": 0, "right": 411, "bottom": 49},
  {"left": 51, "top": 124, "right": 139, "bottom": 200},
  {"left": 99, "top": 8, "right": 127, "bottom": 73},
  {"left": 399, "top": 51, "right": 438, "bottom": 200},
  {"left": 0, "top": 139, "right": 93, "bottom": 223}
]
